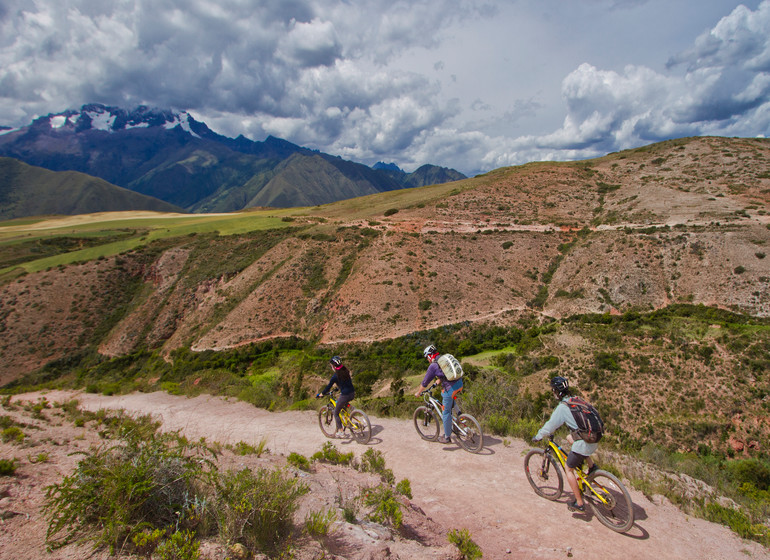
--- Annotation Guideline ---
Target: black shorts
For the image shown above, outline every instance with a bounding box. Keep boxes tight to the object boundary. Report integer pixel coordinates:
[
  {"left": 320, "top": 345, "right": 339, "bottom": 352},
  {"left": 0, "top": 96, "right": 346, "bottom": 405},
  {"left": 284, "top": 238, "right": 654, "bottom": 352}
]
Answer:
[{"left": 566, "top": 451, "right": 588, "bottom": 469}]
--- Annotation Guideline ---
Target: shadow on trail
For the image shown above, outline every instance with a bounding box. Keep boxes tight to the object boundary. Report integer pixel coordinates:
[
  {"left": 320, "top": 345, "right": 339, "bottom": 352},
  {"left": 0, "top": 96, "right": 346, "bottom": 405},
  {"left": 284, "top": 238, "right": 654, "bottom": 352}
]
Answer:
[{"left": 553, "top": 494, "right": 650, "bottom": 540}]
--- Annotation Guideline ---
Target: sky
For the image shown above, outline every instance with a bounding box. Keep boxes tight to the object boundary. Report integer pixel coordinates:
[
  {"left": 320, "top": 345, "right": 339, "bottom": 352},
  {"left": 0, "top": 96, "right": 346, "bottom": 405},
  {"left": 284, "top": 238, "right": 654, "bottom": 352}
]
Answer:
[{"left": 1, "top": 0, "right": 769, "bottom": 177}]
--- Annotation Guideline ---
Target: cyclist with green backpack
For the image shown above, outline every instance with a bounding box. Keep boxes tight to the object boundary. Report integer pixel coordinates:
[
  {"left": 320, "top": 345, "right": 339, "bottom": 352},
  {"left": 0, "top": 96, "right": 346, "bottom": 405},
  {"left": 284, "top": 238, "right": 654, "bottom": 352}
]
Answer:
[
  {"left": 532, "top": 376, "right": 600, "bottom": 513},
  {"left": 413, "top": 344, "right": 463, "bottom": 444}
]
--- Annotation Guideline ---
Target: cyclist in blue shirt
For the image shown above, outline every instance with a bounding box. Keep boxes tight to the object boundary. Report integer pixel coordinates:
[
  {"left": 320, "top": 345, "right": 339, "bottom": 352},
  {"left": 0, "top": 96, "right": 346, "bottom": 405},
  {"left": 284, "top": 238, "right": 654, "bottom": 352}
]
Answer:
[
  {"left": 532, "top": 376, "right": 598, "bottom": 512},
  {"left": 413, "top": 344, "right": 463, "bottom": 444}
]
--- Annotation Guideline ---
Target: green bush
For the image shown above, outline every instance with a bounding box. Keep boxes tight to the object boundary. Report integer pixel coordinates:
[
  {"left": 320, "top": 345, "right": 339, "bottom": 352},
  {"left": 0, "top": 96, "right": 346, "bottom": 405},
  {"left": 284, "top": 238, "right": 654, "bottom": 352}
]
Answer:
[
  {"left": 358, "top": 448, "right": 395, "bottom": 484},
  {"left": 232, "top": 439, "right": 268, "bottom": 457},
  {"left": 1, "top": 426, "right": 24, "bottom": 444},
  {"left": 448, "top": 528, "right": 483, "bottom": 559},
  {"left": 362, "top": 485, "right": 402, "bottom": 528},
  {"left": 287, "top": 452, "right": 311, "bottom": 471},
  {"left": 0, "top": 458, "right": 18, "bottom": 476},
  {"left": 396, "top": 478, "right": 412, "bottom": 499},
  {"left": 703, "top": 503, "right": 770, "bottom": 546},
  {"left": 304, "top": 508, "right": 337, "bottom": 537},
  {"left": 131, "top": 528, "right": 165, "bottom": 557},
  {"left": 43, "top": 423, "right": 213, "bottom": 553},
  {"left": 727, "top": 458, "right": 770, "bottom": 491},
  {"left": 212, "top": 467, "right": 308, "bottom": 553},
  {"left": 312, "top": 442, "right": 354, "bottom": 465},
  {"left": 154, "top": 529, "right": 200, "bottom": 560}
]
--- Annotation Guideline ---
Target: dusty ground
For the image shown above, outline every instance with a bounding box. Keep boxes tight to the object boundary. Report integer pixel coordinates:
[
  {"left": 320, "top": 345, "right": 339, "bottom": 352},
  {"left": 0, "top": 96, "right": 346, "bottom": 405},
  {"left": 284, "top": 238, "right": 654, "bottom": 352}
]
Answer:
[{"left": 2, "top": 390, "right": 768, "bottom": 560}]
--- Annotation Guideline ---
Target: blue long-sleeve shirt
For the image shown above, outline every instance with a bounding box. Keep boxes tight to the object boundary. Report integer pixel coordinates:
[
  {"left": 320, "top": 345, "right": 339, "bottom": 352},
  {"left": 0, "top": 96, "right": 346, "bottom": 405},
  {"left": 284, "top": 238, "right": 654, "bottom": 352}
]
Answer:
[{"left": 534, "top": 397, "right": 598, "bottom": 456}]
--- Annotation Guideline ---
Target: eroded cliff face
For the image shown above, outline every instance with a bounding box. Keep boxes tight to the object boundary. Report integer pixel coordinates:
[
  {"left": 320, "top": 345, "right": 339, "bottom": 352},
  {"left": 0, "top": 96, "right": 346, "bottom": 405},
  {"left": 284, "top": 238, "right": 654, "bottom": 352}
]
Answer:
[{"left": 2, "top": 137, "right": 769, "bottom": 382}]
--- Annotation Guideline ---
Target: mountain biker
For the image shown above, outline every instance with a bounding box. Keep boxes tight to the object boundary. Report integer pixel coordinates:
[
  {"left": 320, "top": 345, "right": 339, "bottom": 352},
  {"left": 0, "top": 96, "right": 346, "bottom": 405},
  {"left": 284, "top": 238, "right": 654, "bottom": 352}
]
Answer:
[
  {"left": 316, "top": 356, "right": 355, "bottom": 438},
  {"left": 413, "top": 344, "right": 463, "bottom": 444},
  {"left": 532, "top": 376, "right": 598, "bottom": 512}
]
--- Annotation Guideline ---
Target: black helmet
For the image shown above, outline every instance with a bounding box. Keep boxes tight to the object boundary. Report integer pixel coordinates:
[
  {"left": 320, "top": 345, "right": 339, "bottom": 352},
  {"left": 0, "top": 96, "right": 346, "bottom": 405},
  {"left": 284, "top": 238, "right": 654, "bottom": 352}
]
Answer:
[
  {"left": 550, "top": 376, "right": 569, "bottom": 397},
  {"left": 423, "top": 344, "right": 438, "bottom": 359},
  {"left": 330, "top": 356, "right": 342, "bottom": 368}
]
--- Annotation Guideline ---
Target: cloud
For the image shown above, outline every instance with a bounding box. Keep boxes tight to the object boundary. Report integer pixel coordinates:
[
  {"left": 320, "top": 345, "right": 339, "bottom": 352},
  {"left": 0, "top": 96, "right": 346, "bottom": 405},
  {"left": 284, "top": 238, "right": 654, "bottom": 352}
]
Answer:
[
  {"left": 0, "top": 0, "right": 481, "bottom": 162},
  {"left": 494, "top": 1, "right": 770, "bottom": 168},
  {"left": 0, "top": 0, "right": 768, "bottom": 178}
]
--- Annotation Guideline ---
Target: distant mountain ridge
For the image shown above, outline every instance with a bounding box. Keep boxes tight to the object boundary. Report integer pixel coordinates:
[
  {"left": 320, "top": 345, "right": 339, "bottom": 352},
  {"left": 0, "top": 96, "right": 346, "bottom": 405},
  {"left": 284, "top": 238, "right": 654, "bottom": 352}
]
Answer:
[
  {"left": 0, "top": 157, "right": 181, "bottom": 220},
  {"left": 0, "top": 104, "right": 466, "bottom": 216}
]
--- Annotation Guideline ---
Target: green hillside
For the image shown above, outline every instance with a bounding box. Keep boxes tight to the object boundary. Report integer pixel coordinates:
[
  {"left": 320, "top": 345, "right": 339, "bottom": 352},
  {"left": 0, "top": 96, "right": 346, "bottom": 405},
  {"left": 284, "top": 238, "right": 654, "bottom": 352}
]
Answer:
[{"left": 0, "top": 158, "right": 181, "bottom": 219}]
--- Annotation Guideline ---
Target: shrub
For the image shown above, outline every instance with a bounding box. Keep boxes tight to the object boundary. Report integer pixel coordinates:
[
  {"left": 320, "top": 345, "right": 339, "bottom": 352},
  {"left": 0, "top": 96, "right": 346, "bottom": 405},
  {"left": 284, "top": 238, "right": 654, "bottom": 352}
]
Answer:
[
  {"left": 212, "top": 467, "right": 308, "bottom": 553},
  {"left": 287, "top": 452, "right": 311, "bottom": 471},
  {"left": 448, "top": 528, "right": 483, "bottom": 560},
  {"left": 727, "top": 458, "right": 770, "bottom": 491},
  {"left": 232, "top": 439, "right": 269, "bottom": 457},
  {"left": 396, "top": 478, "right": 412, "bottom": 499},
  {"left": 703, "top": 503, "right": 770, "bottom": 546},
  {"left": 131, "top": 528, "right": 165, "bottom": 558},
  {"left": 43, "top": 426, "right": 214, "bottom": 553},
  {"left": 1, "top": 426, "right": 24, "bottom": 444},
  {"left": 383, "top": 208, "right": 399, "bottom": 216},
  {"left": 358, "top": 448, "right": 395, "bottom": 484},
  {"left": 362, "top": 485, "right": 402, "bottom": 528},
  {"left": 0, "top": 458, "right": 18, "bottom": 476},
  {"left": 311, "top": 442, "right": 354, "bottom": 466},
  {"left": 29, "top": 452, "right": 50, "bottom": 464},
  {"left": 304, "top": 508, "right": 337, "bottom": 537},
  {"left": 154, "top": 529, "right": 200, "bottom": 560}
]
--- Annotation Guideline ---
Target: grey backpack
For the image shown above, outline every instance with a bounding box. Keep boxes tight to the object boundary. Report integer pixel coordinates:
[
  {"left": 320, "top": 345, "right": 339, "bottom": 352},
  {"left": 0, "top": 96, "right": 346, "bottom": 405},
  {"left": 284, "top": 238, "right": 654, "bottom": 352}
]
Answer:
[{"left": 437, "top": 354, "right": 463, "bottom": 381}]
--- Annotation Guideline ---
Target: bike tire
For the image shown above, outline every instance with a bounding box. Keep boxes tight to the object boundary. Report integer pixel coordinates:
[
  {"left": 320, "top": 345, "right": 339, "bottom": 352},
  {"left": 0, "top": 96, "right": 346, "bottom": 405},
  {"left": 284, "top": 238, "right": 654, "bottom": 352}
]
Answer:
[
  {"left": 349, "top": 409, "right": 372, "bottom": 444},
  {"left": 454, "top": 413, "right": 484, "bottom": 453},
  {"left": 585, "top": 470, "right": 635, "bottom": 533},
  {"left": 413, "top": 406, "right": 440, "bottom": 441},
  {"left": 318, "top": 406, "right": 336, "bottom": 438},
  {"left": 524, "top": 448, "right": 563, "bottom": 500}
]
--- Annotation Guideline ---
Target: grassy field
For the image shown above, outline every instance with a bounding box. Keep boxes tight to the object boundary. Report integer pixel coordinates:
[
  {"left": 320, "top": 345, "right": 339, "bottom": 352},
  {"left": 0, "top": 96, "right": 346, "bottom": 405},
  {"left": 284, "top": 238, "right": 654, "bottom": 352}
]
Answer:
[{"left": 0, "top": 210, "right": 300, "bottom": 275}]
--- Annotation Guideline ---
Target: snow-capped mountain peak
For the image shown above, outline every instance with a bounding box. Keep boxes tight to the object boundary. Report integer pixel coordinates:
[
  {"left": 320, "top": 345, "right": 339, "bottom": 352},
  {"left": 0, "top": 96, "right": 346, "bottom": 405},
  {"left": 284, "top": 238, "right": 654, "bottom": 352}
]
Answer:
[{"left": 42, "top": 103, "right": 201, "bottom": 137}]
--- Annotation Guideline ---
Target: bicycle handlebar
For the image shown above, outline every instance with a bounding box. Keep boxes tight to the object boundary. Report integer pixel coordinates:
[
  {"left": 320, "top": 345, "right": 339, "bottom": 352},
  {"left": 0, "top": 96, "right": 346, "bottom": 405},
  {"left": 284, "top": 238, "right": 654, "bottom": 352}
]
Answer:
[{"left": 419, "top": 381, "right": 440, "bottom": 396}]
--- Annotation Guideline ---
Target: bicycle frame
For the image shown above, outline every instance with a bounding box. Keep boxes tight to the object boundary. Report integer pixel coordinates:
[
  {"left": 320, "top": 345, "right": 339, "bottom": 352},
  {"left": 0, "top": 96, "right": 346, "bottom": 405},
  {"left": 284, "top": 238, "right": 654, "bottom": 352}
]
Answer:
[
  {"left": 318, "top": 388, "right": 372, "bottom": 444},
  {"left": 525, "top": 434, "right": 634, "bottom": 532},
  {"left": 413, "top": 381, "right": 483, "bottom": 453},
  {"left": 544, "top": 435, "right": 610, "bottom": 507},
  {"left": 422, "top": 382, "right": 463, "bottom": 429},
  {"left": 323, "top": 389, "right": 353, "bottom": 427}
]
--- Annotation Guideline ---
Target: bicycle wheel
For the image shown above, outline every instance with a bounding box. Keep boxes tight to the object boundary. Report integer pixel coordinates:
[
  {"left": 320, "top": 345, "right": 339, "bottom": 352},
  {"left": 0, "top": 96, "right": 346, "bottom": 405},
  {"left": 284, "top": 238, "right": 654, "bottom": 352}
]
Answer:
[
  {"left": 349, "top": 409, "right": 372, "bottom": 444},
  {"left": 524, "top": 448, "right": 563, "bottom": 500},
  {"left": 318, "top": 406, "right": 336, "bottom": 438},
  {"left": 413, "top": 406, "right": 440, "bottom": 441},
  {"left": 454, "top": 413, "right": 483, "bottom": 453},
  {"left": 585, "top": 470, "right": 635, "bottom": 533}
]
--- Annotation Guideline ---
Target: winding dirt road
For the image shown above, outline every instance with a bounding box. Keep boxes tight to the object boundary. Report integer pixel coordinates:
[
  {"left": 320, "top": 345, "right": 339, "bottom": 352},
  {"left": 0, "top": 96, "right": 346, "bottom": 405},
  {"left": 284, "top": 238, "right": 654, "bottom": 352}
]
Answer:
[{"left": 20, "top": 390, "right": 769, "bottom": 560}]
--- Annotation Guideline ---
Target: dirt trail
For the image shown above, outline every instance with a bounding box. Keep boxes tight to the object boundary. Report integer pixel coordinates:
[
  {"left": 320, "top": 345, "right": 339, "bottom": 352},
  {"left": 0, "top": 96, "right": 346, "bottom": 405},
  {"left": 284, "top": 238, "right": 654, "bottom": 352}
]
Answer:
[{"left": 15, "top": 390, "right": 769, "bottom": 560}]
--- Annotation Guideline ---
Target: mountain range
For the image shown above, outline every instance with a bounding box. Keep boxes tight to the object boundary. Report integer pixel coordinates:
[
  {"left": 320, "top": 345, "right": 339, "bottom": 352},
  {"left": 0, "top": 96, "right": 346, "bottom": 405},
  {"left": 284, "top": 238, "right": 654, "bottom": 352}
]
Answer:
[{"left": 0, "top": 104, "right": 465, "bottom": 219}]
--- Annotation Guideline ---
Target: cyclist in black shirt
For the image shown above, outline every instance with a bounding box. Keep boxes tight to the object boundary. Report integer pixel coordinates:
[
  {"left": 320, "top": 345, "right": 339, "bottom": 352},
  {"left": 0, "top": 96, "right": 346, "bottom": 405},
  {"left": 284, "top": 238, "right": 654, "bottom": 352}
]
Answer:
[{"left": 316, "top": 356, "right": 355, "bottom": 438}]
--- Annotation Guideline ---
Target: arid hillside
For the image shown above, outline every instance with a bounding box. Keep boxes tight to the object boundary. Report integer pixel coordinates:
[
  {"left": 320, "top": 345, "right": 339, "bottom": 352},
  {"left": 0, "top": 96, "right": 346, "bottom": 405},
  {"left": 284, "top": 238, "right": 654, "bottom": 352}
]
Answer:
[{"left": 1, "top": 136, "right": 768, "bottom": 383}]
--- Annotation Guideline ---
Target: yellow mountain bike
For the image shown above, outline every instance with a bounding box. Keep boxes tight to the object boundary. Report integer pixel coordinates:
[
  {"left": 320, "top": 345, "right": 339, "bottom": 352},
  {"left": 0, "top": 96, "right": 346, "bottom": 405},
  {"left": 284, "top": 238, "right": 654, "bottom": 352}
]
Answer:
[
  {"left": 524, "top": 435, "right": 634, "bottom": 533},
  {"left": 317, "top": 388, "right": 372, "bottom": 444}
]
